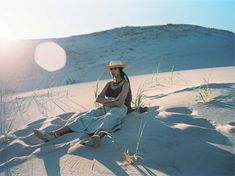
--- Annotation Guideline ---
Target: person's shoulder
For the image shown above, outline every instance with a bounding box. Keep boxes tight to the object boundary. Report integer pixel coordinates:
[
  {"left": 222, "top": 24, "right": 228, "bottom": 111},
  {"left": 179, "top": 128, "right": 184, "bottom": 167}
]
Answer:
[{"left": 123, "top": 80, "right": 130, "bottom": 87}]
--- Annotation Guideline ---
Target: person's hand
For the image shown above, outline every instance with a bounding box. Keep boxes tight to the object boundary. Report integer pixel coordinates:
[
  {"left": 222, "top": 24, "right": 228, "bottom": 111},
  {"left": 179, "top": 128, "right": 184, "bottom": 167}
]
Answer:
[{"left": 105, "top": 97, "right": 116, "bottom": 103}]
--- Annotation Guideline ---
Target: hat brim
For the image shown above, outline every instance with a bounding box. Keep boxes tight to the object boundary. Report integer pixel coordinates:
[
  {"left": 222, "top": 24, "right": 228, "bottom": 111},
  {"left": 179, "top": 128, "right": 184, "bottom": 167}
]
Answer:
[{"left": 105, "top": 64, "right": 128, "bottom": 70}]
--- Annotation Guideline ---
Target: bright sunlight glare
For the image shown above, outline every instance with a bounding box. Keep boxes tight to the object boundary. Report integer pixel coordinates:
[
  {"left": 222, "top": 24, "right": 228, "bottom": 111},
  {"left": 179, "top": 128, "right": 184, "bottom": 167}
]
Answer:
[
  {"left": 34, "top": 42, "right": 66, "bottom": 72},
  {"left": 0, "top": 39, "right": 18, "bottom": 49}
]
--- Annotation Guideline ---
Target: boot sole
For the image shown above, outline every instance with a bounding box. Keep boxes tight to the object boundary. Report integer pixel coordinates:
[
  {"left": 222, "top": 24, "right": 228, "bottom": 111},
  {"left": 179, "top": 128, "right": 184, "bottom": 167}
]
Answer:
[{"left": 80, "top": 135, "right": 100, "bottom": 148}]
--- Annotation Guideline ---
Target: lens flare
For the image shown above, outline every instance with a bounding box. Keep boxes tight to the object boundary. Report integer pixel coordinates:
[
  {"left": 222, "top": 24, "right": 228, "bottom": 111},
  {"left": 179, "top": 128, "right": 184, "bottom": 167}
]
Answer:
[{"left": 34, "top": 42, "right": 66, "bottom": 72}]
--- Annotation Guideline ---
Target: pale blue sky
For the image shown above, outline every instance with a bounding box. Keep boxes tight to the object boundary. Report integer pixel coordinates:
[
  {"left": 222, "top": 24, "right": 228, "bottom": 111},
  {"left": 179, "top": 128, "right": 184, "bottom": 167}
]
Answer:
[{"left": 0, "top": 0, "right": 234, "bottom": 40}]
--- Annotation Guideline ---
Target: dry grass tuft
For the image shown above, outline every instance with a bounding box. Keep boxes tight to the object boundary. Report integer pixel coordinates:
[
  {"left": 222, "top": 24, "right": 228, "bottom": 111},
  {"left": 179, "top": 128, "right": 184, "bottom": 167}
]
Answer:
[
  {"left": 198, "top": 78, "right": 214, "bottom": 104},
  {"left": 2, "top": 119, "right": 14, "bottom": 144},
  {"left": 132, "top": 86, "right": 146, "bottom": 114},
  {"left": 101, "top": 119, "right": 146, "bottom": 164}
]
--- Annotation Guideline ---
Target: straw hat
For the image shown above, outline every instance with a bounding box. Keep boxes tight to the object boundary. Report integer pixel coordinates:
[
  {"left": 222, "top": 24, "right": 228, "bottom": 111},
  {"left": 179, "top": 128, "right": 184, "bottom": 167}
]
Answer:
[{"left": 105, "top": 60, "right": 128, "bottom": 70}]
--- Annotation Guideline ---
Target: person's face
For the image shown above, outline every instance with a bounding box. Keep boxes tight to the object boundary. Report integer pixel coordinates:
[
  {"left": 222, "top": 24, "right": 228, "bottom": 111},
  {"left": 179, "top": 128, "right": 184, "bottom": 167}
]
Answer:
[{"left": 109, "top": 67, "right": 120, "bottom": 77}]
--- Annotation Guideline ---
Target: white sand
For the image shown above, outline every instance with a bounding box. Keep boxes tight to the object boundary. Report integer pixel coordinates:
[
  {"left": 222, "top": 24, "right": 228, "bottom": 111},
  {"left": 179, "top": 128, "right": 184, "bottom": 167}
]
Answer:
[{"left": 0, "top": 66, "right": 234, "bottom": 176}]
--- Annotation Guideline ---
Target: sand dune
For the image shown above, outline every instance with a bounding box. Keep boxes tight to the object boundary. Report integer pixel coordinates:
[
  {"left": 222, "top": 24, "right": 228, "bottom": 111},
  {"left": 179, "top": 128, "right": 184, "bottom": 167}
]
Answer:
[{"left": 1, "top": 24, "right": 234, "bottom": 93}]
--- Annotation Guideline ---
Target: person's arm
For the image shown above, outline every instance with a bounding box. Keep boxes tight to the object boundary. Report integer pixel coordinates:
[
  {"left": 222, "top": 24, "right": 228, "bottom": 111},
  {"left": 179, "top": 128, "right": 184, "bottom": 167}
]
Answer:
[
  {"left": 103, "top": 81, "right": 130, "bottom": 107},
  {"left": 96, "top": 82, "right": 110, "bottom": 104}
]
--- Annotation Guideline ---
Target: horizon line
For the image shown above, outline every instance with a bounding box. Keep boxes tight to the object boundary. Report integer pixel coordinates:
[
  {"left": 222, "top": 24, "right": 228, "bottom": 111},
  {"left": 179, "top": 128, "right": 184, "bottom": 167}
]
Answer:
[{"left": 1, "top": 23, "right": 234, "bottom": 42}]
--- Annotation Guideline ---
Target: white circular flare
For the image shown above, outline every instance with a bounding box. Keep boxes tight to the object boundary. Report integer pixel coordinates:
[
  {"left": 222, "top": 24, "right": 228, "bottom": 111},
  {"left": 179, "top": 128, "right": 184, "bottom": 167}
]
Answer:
[{"left": 34, "top": 42, "right": 66, "bottom": 72}]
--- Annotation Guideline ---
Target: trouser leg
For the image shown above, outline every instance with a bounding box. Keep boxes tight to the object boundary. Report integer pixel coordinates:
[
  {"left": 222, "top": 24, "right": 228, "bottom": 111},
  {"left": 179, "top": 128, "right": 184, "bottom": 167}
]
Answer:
[
  {"left": 66, "top": 106, "right": 106, "bottom": 132},
  {"left": 98, "top": 105, "right": 127, "bottom": 132}
]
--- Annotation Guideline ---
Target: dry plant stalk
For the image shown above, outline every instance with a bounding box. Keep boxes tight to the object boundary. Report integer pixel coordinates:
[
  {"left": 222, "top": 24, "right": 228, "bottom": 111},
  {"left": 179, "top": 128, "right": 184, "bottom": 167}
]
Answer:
[
  {"left": 0, "top": 87, "right": 13, "bottom": 144},
  {"left": 93, "top": 72, "right": 104, "bottom": 108},
  {"left": 170, "top": 64, "right": 174, "bottom": 83},
  {"left": 123, "top": 149, "right": 141, "bottom": 164},
  {"left": 151, "top": 62, "right": 160, "bottom": 87},
  {"left": 198, "top": 78, "right": 213, "bottom": 103},
  {"left": 2, "top": 119, "right": 13, "bottom": 144},
  {"left": 101, "top": 119, "right": 146, "bottom": 165},
  {"left": 133, "top": 86, "right": 146, "bottom": 112},
  {"left": 93, "top": 81, "right": 101, "bottom": 108},
  {"left": 123, "top": 120, "right": 146, "bottom": 164}
]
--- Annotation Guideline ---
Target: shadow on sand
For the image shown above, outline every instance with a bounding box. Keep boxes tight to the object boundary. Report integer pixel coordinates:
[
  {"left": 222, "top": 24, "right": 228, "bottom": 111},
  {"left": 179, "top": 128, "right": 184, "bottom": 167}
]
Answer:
[{"left": 1, "top": 105, "right": 234, "bottom": 175}]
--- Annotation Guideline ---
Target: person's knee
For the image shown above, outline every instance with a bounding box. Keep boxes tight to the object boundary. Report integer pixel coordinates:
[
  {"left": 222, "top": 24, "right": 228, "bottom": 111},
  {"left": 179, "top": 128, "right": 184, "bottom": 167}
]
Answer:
[
  {"left": 87, "top": 107, "right": 104, "bottom": 116},
  {"left": 109, "top": 109, "right": 126, "bottom": 117}
]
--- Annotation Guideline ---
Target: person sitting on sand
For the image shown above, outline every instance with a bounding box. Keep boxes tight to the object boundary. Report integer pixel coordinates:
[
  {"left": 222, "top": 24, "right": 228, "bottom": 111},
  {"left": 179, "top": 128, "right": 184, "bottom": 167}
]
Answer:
[{"left": 34, "top": 60, "right": 132, "bottom": 147}]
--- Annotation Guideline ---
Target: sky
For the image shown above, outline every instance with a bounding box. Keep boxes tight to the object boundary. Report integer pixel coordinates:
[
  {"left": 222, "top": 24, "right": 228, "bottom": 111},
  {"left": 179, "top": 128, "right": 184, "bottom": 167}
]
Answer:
[{"left": 0, "top": 0, "right": 234, "bottom": 40}]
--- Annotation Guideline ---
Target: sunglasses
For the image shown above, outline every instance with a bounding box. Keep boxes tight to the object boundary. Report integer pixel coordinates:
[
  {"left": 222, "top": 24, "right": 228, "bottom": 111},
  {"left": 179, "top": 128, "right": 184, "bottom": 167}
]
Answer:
[{"left": 110, "top": 67, "right": 118, "bottom": 71}]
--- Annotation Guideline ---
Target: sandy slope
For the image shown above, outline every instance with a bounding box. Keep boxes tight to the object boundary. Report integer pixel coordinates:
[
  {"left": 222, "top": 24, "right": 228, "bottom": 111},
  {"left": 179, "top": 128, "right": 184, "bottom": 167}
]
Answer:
[
  {"left": 1, "top": 24, "right": 234, "bottom": 92},
  {"left": 0, "top": 66, "right": 234, "bottom": 176}
]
